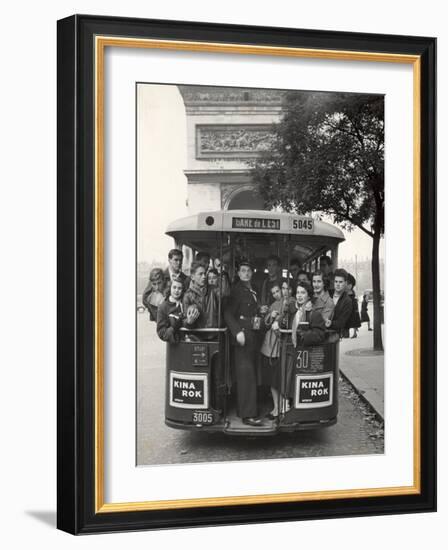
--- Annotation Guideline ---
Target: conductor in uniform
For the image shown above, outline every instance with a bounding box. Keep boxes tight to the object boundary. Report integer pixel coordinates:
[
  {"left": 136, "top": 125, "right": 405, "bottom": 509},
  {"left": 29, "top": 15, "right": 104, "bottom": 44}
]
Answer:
[{"left": 224, "top": 259, "right": 263, "bottom": 426}]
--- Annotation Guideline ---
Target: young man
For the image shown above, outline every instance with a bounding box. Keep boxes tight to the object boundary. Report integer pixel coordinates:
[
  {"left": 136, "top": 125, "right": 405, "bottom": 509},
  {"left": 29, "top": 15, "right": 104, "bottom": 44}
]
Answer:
[
  {"left": 297, "top": 270, "right": 311, "bottom": 285},
  {"left": 163, "top": 249, "right": 188, "bottom": 288},
  {"left": 194, "top": 251, "right": 211, "bottom": 271},
  {"left": 142, "top": 267, "right": 166, "bottom": 322},
  {"left": 319, "top": 255, "right": 334, "bottom": 292},
  {"left": 287, "top": 258, "right": 302, "bottom": 294},
  {"left": 207, "top": 268, "right": 219, "bottom": 288},
  {"left": 289, "top": 258, "right": 301, "bottom": 278},
  {"left": 224, "top": 260, "right": 263, "bottom": 426},
  {"left": 213, "top": 258, "right": 231, "bottom": 296},
  {"left": 325, "top": 268, "right": 353, "bottom": 335},
  {"left": 182, "top": 261, "right": 219, "bottom": 329}
]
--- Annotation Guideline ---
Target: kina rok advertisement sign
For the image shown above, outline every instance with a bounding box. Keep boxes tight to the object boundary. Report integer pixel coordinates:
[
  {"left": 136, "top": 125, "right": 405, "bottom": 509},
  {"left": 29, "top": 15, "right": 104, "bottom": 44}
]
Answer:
[
  {"left": 294, "top": 373, "right": 334, "bottom": 409},
  {"left": 169, "top": 371, "right": 209, "bottom": 409}
]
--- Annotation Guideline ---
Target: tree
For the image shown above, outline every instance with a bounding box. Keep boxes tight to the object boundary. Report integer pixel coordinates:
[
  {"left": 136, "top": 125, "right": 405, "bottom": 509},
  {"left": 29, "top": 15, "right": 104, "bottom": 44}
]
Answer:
[{"left": 253, "top": 91, "right": 384, "bottom": 350}]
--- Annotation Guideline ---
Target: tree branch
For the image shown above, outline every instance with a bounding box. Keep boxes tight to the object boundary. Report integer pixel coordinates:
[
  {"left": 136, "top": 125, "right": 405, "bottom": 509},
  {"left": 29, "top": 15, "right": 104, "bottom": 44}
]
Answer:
[
  {"left": 344, "top": 113, "right": 366, "bottom": 152},
  {"left": 328, "top": 208, "right": 374, "bottom": 238},
  {"left": 325, "top": 120, "right": 359, "bottom": 140}
]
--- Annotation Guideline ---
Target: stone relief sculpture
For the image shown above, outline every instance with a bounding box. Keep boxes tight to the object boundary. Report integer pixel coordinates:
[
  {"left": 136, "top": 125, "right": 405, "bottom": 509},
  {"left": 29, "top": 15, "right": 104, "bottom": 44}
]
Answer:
[
  {"left": 198, "top": 125, "right": 275, "bottom": 156},
  {"left": 180, "top": 87, "right": 285, "bottom": 104}
]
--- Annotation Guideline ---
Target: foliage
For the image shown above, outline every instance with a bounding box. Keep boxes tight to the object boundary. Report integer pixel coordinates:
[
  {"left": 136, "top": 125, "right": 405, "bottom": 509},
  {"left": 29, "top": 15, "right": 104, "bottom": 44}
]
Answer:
[
  {"left": 253, "top": 91, "right": 384, "bottom": 237},
  {"left": 253, "top": 91, "right": 385, "bottom": 350}
]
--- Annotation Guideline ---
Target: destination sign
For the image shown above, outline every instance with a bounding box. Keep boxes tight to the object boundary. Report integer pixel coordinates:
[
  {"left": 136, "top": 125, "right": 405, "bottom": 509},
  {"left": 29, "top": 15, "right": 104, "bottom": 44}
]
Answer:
[
  {"left": 230, "top": 216, "right": 314, "bottom": 232},
  {"left": 232, "top": 217, "right": 280, "bottom": 230}
]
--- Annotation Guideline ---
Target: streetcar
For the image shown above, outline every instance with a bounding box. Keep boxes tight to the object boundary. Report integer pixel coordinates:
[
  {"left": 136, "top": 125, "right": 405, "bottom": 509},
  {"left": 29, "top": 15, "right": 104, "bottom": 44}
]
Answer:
[{"left": 163, "top": 209, "right": 344, "bottom": 435}]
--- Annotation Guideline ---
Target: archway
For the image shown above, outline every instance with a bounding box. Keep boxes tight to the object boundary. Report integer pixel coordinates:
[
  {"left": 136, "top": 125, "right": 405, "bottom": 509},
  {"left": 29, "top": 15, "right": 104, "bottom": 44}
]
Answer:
[{"left": 227, "top": 187, "right": 266, "bottom": 210}]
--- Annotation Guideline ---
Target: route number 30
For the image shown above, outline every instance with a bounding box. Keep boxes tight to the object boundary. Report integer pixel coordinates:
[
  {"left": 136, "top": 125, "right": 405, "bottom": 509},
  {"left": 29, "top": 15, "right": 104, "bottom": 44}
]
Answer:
[{"left": 296, "top": 350, "right": 309, "bottom": 369}]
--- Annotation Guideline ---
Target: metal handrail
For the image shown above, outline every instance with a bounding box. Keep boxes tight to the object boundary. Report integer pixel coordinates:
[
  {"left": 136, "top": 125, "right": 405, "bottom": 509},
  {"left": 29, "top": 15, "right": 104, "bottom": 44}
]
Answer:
[
  {"left": 179, "top": 327, "right": 228, "bottom": 333},
  {"left": 279, "top": 328, "right": 339, "bottom": 335}
]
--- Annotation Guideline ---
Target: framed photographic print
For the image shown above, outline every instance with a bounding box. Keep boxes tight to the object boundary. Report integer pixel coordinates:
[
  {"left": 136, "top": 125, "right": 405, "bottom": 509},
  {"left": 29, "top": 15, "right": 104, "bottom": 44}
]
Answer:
[{"left": 57, "top": 14, "right": 436, "bottom": 534}]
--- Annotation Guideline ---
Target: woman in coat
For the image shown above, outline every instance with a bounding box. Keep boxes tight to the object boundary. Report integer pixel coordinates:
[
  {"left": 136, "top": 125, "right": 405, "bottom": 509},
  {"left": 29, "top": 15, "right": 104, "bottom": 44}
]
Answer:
[
  {"left": 311, "top": 270, "right": 335, "bottom": 323},
  {"left": 156, "top": 279, "right": 185, "bottom": 343},
  {"left": 289, "top": 281, "right": 326, "bottom": 347},
  {"left": 283, "top": 281, "right": 326, "bottom": 400}
]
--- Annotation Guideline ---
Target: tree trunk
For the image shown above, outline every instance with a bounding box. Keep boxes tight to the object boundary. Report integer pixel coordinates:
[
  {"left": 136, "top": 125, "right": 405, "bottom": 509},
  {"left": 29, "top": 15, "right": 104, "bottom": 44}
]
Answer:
[{"left": 371, "top": 229, "right": 383, "bottom": 351}]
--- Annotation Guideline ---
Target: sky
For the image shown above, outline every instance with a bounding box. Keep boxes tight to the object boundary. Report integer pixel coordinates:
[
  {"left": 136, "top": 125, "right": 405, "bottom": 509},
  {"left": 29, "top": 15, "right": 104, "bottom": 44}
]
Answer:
[{"left": 137, "top": 84, "right": 383, "bottom": 267}]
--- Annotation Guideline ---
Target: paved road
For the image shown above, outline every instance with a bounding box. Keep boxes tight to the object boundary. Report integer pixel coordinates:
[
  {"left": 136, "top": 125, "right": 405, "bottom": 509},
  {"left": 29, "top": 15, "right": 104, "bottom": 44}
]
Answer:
[{"left": 137, "top": 315, "right": 383, "bottom": 466}]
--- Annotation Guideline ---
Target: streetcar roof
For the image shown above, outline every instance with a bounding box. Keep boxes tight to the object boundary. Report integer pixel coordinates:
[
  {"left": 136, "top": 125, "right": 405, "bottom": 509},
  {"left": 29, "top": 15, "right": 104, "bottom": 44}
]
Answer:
[{"left": 166, "top": 210, "right": 345, "bottom": 241}]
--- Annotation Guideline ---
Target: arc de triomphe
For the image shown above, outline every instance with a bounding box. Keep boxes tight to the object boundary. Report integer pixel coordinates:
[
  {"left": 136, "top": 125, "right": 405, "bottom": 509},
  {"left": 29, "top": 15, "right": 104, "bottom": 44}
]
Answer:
[{"left": 178, "top": 86, "right": 285, "bottom": 214}]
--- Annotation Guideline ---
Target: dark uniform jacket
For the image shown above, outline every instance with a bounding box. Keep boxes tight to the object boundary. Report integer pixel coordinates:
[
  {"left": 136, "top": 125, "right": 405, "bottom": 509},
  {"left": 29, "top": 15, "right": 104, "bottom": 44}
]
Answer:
[
  {"left": 224, "top": 280, "right": 261, "bottom": 344},
  {"left": 329, "top": 290, "right": 353, "bottom": 333},
  {"left": 224, "top": 280, "right": 261, "bottom": 419}
]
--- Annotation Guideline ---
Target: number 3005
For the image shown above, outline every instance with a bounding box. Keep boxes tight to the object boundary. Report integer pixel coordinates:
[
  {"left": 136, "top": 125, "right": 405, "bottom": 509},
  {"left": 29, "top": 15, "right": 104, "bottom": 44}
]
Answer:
[{"left": 192, "top": 412, "right": 213, "bottom": 424}]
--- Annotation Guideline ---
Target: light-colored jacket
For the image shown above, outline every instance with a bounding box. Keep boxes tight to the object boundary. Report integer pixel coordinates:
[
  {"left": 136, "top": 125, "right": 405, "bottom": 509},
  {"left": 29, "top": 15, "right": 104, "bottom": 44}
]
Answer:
[
  {"left": 313, "top": 291, "right": 335, "bottom": 322},
  {"left": 183, "top": 282, "right": 219, "bottom": 328}
]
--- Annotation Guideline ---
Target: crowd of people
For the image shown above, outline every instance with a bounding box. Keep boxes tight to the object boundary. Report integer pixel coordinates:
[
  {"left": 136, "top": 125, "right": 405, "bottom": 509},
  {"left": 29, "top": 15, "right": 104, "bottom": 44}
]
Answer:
[{"left": 142, "top": 248, "right": 367, "bottom": 426}]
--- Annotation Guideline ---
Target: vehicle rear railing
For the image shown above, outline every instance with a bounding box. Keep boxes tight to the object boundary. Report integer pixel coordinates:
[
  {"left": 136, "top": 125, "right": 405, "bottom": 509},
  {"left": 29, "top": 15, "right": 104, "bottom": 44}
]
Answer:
[
  {"left": 178, "top": 327, "right": 228, "bottom": 333},
  {"left": 279, "top": 328, "right": 340, "bottom": 345}
]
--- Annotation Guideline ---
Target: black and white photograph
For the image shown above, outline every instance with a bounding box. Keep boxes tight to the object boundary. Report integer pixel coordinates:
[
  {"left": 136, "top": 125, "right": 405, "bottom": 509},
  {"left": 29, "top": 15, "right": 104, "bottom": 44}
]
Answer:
[{"left": 136, "top": 83, "right": 385, "bottom": 466}]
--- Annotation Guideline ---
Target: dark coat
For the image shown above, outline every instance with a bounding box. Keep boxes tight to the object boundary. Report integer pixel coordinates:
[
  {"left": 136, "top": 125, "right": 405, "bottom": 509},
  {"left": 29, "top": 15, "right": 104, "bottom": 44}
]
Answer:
[
  {"left": 156, "top": 299, "right": 183, "bottom": 343},
  {"left": 329, "top": 290, "right": 353, "bottom": 333},
  {"left": 361, "top": 298, "right": 370, "bottom": 323},
  {"left": 346, "top": 291, "right": 361, "bottom": 329},
  {"left": 288, "top": 303, "right": 326, "bottom": 347},
  {"left": 223, "top": 279, "right": 261, "bottom": 419}
]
